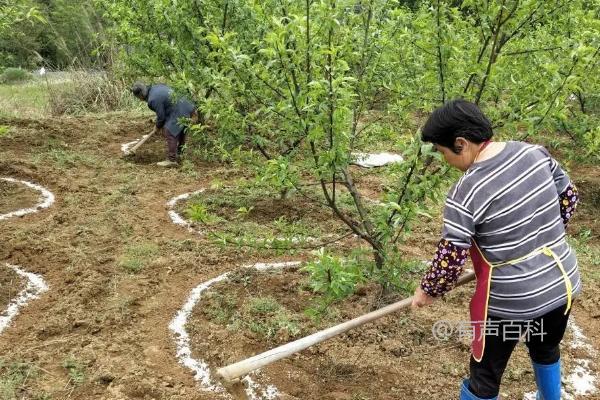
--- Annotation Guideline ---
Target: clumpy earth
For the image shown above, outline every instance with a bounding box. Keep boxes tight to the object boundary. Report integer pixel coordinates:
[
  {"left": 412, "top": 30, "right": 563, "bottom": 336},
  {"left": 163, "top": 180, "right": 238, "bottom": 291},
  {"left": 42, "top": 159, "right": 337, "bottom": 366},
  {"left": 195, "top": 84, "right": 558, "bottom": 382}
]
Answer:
[
  {"left": 187, "top": 264, "right": 593, "bottom": 400},
  {"left": 0, "top": 265, "right": 25, "bottom": 313},
  {"left": 0, "top": 178, "right": 40, "bottom": 215},
  {"left": 0, "top": 113, "right": 598, "bottom": 400},
  {"left": 175, "top": 185, "right": 358, "bottom": 246}
]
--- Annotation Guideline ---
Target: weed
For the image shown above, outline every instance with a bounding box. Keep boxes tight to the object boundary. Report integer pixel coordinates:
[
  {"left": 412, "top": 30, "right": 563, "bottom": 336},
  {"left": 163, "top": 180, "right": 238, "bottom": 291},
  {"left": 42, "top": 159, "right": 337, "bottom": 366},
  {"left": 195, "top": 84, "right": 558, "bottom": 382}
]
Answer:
[
  {"left": 246, "top": 312, "right": 300, "bottom": 340},
  {"left": 124, "top": 243, "right": 160, "bottom": 258},
  {"left": 180, "top": 159, "right": 198, "bottom": 178},
  {"left": 204, "top": 293, "right": 301, "bottom": 339},
  {"left": 102, "top": 181, "right": 137, "bottom": 205},
  {"left": 0, "top": 359, "right": 42, "bottom": 400},
  {"left": 440, "top": 361, "right": 466, "bottom": 378},
  {"left": 209, "top": 179, "right": 225, "bottom": 190},
  {"left": 577, "top": 227, "right": 593, "bottom": 243},
  {"left": 228, "top": 269, "right": 253, "bottom": 287},
  {"left": 185, "top": 201, "right": 221, "bottom": 224},
  {"left": 273, "top": 313, "right": 301, "bottom": 337},
  {"left": 118, "top": 242, "right": 159, "bottom": 273},
  {"left": 119, "top": 258, "right": 144, "bottom": 273},
  {"left": 235, "top": 206, "right": 254, "bottom": 219},
  {"left": 204, "top": 293, "right": 239, "bottom": 325},
  {"left": 0, "top": 125, "right": 10, "bottom": 138},
  {"left": 503, "top": 365, "right": 530, "bottom": 381},
  {"left": 62, "top": 357, "right": 86, "bottom": 385},
  {"left": 55, "top": 149, "right": 96, "bottom": 168},
  {"left": 242, "top": 297, "right": 301, "bottom": 340},
  {"left": 248, "top": 297, "right": 281, "bottom": 314},
  {"left": 107, "top": 295, "right": 137, "bottom": 324},
  {"left": 33, "top": 148, "right": 98, "bottom": 169},
  {"left": 167, "top": 239, "right": 197, "bottom": 252},
  {"left": 273, "top": 217, "right": 313, "bottom": 238}
]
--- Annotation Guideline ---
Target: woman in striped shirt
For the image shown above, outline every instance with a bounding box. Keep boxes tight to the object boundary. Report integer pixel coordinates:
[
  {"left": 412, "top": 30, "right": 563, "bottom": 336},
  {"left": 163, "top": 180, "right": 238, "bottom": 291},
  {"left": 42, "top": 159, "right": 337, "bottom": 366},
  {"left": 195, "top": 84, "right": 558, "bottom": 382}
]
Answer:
[{"left": 411, "top": 99, "right": 580, "bottom": 400}]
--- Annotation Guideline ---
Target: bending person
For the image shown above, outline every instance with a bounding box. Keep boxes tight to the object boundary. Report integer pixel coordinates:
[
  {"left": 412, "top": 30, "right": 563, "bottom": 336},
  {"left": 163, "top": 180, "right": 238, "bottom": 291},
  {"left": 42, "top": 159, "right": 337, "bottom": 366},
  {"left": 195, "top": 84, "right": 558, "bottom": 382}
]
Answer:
[{"left": 132, "top": 82, "right": 196, "bottom": 167}]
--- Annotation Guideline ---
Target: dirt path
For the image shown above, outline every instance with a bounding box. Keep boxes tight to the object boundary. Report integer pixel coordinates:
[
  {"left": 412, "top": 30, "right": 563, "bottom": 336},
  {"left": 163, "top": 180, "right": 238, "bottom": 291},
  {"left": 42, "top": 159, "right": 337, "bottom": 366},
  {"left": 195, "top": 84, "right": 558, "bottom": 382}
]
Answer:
[{"left": 0, "top": 114, "right": 598, "bottom": 399}]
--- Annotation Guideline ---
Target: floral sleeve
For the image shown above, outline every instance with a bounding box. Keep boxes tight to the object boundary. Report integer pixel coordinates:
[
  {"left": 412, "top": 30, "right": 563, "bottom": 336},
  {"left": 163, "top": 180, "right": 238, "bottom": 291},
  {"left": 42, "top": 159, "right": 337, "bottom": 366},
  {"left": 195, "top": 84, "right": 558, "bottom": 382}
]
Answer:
[
  {"left": 560, "top": 183, "right": 579, "bottom": 225},
  {"left": 421, "top": 239, "right": 469, "bottom": 297}
]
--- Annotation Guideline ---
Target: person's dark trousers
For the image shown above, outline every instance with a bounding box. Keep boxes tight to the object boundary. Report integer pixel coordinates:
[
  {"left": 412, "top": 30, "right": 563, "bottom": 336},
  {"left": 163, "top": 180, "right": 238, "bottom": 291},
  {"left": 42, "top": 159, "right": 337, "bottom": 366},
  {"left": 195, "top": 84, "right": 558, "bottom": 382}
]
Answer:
[
  {"left": 164, "top": 128, "right": 186, "bottom": 162},
  {"left": 468, "top": 304, "right": 571, "bottom": 398}
]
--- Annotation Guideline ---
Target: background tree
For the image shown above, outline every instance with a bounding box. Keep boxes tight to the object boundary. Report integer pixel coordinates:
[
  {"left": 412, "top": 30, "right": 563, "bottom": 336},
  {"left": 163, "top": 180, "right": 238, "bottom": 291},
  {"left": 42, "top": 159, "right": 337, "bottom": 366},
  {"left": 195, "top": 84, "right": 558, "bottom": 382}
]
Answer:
[
  {"left": 100, "top": 0, "right": 599, "bottom": 285},
  {"left": 0, "top": 0, "right": 46, "bottom": 68},
  {"left": 0, "top": 0, "right": 106, "bottom": 69}
]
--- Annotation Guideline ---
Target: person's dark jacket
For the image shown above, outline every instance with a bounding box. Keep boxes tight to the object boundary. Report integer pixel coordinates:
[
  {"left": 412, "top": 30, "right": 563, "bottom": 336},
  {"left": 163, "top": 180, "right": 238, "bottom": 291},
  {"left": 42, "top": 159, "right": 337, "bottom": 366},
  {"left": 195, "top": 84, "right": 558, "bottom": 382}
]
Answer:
[{"left": 147, "top": 84, "right": 195, "bottom": 137}]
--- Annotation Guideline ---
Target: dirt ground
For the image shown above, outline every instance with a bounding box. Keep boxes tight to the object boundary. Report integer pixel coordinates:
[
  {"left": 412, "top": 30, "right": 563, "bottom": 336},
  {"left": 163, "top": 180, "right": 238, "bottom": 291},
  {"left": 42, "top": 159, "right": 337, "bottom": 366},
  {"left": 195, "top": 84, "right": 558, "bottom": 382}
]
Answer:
[
  {"left": 188, "top": 267, "right": 589, "bottom": 400},
  {"left": 0, "top": 113, "right": 598, "bottom": 400},
  {"left": 0, "top": 265, "right": 25, "bottom": 313},
  {"left": 174, "top": 186, "right": 356, "bottom": 246},
  {"left": 0, "top": 179, "right": 40, "bottom": 215}
]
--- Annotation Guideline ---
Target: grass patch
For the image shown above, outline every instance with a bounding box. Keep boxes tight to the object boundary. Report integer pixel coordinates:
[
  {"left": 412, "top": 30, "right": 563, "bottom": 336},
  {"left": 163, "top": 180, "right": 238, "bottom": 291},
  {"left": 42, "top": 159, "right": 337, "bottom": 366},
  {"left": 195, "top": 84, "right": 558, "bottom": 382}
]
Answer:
[
  {"left": 0, "top": 82, "right": 49, "bottom": 118},
  {"left": 62, "top": 357, "right": 86, "bottom": 386},
  {"left": 118, "top": 242, "right": 160, "bottom": 273},
  {"left": 203, "top": 293, "right": 239, "bottom": 325},
  {"left": 0, "top": 72, "right": 145, "bottom": 118},
  {"left": 0, "top": 125, "right": 10, "bottom": 138},
  {"left": 180, "top": 159, "right": 198, "bottom": 178},
  {"left": 202, "top": 290, "right": 302, "bottom": 342},
  {"left": 0, "top": 68, "right": 32, "bottom": 84},
  {"left": 179, "top": 184, "right": 356, "bottom": 247},
  {"left": 43, "top": 148, "right": 99, "bottom": 169},
  {"left": 248, "top": 296, "right": 281, "bottom": 314},
  {"left": 47, "top": 72, "right": 141, "bottom": 116},
  {"left": 29, "top": 138, "right": 101, "bottom": 169},
  {"left": 243, "top": 296, "right": 301, "bottom": 340},
  {"left": 569, "top": 228, "right": 600, "bottom": 284},
  {"left": 101, "top": 178, "right": 138, "bottom": 206},
  {"left": 0, "top": 359, "right": 42, "bottom": 400}
]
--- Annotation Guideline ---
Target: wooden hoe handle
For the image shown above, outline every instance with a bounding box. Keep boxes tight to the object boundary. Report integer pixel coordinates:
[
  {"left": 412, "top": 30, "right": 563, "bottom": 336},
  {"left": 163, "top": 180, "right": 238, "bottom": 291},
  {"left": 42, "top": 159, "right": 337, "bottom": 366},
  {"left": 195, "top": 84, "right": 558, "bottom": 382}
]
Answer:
[
  {"left": 217, "top": 270, "right": 476, "bottom": 382},
  {"left": 127, "top": 128, "right": 156, "bottom": 155}
]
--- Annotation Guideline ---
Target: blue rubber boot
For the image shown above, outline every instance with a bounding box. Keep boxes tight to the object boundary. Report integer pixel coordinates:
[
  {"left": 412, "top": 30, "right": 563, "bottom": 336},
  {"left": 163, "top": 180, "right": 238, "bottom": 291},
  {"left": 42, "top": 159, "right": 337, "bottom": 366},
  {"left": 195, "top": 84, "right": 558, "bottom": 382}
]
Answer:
[
  {"left": 532, "top": 360, "right": 562, "bottom": 400},
  {"left": 460, "top": 379, "right": 498, "bottom": 400}
]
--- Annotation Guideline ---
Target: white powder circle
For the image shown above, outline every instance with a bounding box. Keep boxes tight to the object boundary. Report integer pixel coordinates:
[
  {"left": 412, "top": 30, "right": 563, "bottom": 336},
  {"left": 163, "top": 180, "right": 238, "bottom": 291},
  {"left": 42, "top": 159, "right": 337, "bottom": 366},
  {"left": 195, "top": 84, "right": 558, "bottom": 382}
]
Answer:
[{"left": 0, "top": 177, "right": 55, "bottom": 221}]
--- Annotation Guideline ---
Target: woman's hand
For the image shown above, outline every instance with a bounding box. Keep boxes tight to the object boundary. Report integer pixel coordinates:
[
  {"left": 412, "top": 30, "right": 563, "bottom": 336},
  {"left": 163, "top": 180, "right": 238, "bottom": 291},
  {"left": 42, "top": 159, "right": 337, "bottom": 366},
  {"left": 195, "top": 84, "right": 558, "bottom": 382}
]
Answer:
[{"left": 411, "top": 286, "right": 435, "bottom": 308}]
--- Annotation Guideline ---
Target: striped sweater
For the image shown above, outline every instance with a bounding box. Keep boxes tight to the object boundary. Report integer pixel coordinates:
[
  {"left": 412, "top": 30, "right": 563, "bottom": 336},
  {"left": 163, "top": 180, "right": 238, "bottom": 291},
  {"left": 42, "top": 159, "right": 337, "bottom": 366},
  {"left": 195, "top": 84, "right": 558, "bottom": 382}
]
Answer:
[{"left": 427, "top": 141, "right": 581, "bottom": 319}]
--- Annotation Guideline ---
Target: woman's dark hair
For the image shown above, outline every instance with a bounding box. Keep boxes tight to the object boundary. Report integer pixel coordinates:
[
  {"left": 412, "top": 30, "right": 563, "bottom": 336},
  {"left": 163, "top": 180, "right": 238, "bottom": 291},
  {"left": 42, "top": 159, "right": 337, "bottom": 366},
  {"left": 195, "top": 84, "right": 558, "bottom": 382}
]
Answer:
[
  {"left": 421, "top": 99, "right": 493, "bottom": 152},
  {"left": 131, "top": 82, "right": 149, "bottom": 99}
]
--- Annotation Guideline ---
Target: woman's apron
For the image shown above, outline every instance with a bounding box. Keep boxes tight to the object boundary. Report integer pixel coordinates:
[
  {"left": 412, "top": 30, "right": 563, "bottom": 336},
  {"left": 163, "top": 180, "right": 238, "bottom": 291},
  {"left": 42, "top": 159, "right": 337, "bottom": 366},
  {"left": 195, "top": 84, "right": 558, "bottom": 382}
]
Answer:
[{"left": 469, "top": 241, "right": 573, "bottom": 362}]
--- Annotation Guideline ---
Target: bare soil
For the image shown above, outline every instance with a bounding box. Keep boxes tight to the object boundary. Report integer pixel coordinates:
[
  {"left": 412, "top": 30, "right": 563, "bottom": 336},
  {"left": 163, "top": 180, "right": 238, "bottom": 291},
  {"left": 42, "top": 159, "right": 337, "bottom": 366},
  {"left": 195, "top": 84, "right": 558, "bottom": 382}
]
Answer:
[
  {"left": 0, "top": 113, "right": 598, "bottom": 400},
  {"left": 187, "top": 264, "right": 593, "bottom": 400},
  {"left": 0, "top": 265, "right": 25, "bottom": 313},
  {"left": 0, "top": 179, "right": 40, "bottom": 215},
  {"left": 177, "top": 186, "right": 355, "bottom": 244}
]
